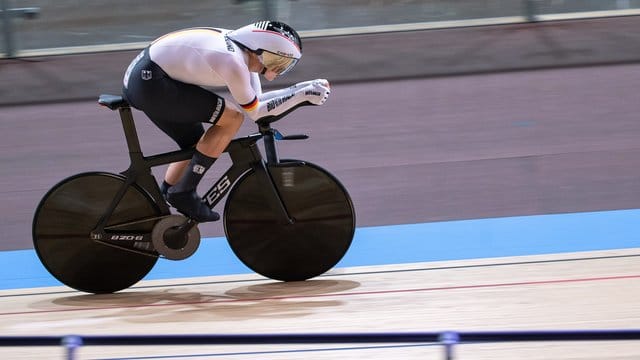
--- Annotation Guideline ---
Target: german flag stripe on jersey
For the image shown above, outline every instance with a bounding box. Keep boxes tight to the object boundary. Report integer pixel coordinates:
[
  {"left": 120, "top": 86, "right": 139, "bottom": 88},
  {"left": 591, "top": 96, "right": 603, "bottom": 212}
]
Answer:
[{"left": 241, "top": 96, "right": 259, "bottom": 112}]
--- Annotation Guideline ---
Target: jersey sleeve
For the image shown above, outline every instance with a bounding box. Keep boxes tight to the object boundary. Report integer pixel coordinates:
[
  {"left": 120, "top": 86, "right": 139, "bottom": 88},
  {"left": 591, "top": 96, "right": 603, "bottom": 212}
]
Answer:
[
  {"left": 250, "top": 72, "right": 262, "bottom": 96},
  {"left": 215, "top": 54, "right": 306, "bottom": 122}
]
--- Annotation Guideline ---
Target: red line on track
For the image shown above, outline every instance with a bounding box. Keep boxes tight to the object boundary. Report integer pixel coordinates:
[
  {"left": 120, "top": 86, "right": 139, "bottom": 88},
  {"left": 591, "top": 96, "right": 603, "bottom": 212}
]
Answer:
[{"left": 2, "top": 274, "right": 638, "bottom": 316}]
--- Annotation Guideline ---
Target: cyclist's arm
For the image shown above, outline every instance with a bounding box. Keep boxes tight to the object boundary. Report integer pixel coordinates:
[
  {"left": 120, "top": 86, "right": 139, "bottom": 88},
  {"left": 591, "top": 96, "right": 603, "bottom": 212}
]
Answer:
[
  {"left": 242, "top": 82, "right": 330, "bottom": 122},
  {"left": 217, "top": 56, "right": 329, "bottom": 122},
  {"left": 225, "top": 75, "right": 325, "bottom": 122},
  {"left": 257, "top": 79, "right": 328, "bottom": 102},
  {"left": 239, "top": 90, "right": 305, "bottom": 122},
  {"left": 249, "top": 72, "right": 262, "bottom": 96}
]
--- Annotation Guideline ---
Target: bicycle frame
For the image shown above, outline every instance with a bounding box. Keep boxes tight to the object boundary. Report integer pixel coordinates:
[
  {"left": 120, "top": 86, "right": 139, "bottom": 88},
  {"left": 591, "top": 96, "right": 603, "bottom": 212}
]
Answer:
[{"left": 90, "top": 99, "right": 299, "bottom": 247}]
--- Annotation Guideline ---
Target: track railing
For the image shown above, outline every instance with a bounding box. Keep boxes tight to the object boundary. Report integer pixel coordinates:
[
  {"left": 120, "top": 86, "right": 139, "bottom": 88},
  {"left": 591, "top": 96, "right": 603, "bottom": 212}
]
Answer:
[{"left": 2, "top": 330, "right": 640, "bottom": 360}]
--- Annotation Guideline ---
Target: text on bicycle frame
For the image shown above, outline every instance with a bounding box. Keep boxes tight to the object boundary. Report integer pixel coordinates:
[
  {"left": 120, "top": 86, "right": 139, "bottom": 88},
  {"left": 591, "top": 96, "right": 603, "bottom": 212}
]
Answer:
[{"left": 203, "top": 175, "right": 232, "bottom": 207}]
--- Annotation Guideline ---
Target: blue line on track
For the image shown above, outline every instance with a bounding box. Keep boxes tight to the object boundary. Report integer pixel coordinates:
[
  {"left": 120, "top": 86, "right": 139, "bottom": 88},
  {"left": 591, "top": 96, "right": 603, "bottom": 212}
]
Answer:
[{"left": 1, "top": 209, "right": 639, "bottom": 291}]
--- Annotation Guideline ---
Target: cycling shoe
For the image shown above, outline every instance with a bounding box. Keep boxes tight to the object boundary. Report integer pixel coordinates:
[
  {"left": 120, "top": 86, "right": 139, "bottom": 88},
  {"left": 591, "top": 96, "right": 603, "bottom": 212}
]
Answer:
[{"left": 165, "top": 189, "right": 220, "bottom": 222}]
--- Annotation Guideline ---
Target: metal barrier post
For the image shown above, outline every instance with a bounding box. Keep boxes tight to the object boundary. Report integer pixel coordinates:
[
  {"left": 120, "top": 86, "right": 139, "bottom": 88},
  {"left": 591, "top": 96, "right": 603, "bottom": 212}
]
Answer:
[
  {"left": 61, "top": 336, "right": 83, "bottom": 360},
  {"left": 1, "top": 0, "right": 12, "bottom": 57},
  {"left": 439, "top": 331, "right": 460, "bottom": 360},
  {"left": 0, "top": 0, "right": 39, "bottom": 58},
  {"left": 524, "top": 0, "right": 538, "bottom": 22}
]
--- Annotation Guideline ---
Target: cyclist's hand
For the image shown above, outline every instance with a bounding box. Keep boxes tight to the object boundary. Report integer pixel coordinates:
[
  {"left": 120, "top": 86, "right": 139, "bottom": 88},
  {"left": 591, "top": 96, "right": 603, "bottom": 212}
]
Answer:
[{"left": 301, "top": 80, "right": 331, "bottom": 106}]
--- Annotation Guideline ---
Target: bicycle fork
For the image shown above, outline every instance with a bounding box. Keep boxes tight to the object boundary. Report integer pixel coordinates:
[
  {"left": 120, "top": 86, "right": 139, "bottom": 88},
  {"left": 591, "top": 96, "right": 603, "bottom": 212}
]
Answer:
[
  {"left": 218, "top": 134, "right": 297, "bottom": 226},
  {"left": 256, "top": 161, "right": 296, "bottom": 226}
]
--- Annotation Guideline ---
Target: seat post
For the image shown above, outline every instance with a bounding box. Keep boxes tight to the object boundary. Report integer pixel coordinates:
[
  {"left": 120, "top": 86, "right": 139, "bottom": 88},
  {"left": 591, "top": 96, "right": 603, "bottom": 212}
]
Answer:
[
  {"left": 117, "top": 104, "right": 168, "bottom": 212},
  {"left": 119, "top": 106, "right": 144, "bottom": 155}
]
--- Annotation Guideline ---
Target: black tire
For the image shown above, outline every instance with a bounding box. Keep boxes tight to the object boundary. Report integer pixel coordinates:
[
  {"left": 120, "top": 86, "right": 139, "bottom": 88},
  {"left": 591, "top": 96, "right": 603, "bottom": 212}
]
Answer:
[
  {"left": 32, "top": 172, "right": 160, "bottom": 294},
  {"left": 223, "top": 161, "right": 355, "bottom": 281}
]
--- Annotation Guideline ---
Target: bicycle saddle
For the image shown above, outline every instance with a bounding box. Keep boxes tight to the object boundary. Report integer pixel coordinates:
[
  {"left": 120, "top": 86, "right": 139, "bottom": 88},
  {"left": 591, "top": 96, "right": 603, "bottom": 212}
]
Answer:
[{"left": 98, "top": 94, "right": 129, "bottom": 110}]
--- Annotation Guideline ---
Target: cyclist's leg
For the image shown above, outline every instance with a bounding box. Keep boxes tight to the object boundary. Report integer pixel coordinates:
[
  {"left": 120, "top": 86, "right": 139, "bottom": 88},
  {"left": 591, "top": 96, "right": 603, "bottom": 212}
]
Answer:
[
  {"left": 165, "top": 106, "right": 244, "bottom": 222},
  {"left": 156, "top": 98, "right": 227, "bottom": 221},
  {"left": 163, "top": 106, "right": 244, "bottom": 186},
  {"left": 122, "top": 51, "right": 225, "bottom": 221},
  {"left": 196, "top": 105, "right": 245, "bottom": 158},
  {"left": 152, "top": 122, "right": 201, "bottom": 191}
]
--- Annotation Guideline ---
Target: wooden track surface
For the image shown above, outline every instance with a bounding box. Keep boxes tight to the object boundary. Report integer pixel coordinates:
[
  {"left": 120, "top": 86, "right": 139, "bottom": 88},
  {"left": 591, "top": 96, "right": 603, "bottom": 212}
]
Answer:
[{"left": 1, "top": 249, "right": 639, "bottom": 359}]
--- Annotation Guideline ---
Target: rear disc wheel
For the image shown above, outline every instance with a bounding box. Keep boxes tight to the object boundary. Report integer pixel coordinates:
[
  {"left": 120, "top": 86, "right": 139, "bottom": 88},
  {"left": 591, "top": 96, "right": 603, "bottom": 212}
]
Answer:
[{"left": 32, "top": 172, "right": 161, "bottom": 294}]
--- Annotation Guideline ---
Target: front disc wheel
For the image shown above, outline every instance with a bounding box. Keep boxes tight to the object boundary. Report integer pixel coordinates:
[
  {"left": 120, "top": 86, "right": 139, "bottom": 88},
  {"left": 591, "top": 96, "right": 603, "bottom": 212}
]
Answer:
[{"left": 224, "top": 161, "right": 355, "bottom": 281}]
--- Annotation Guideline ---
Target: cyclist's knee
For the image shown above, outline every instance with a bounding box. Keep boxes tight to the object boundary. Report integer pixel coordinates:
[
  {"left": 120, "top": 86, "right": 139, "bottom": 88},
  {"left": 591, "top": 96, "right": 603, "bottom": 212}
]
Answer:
[{"left": 217, "top": 107, "right": 244, "bottom": 127}]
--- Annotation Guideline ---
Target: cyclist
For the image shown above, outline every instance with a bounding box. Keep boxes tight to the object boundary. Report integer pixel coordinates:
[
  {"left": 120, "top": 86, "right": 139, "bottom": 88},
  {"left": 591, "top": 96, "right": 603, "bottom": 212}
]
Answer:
[{"left": 122, "top": 21, "right": 330, "bottom": 222}]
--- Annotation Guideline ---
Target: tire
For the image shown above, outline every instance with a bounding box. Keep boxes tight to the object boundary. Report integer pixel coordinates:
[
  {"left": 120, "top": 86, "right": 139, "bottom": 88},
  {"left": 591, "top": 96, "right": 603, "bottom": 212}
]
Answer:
[
  {"left": 224, "top": 160, "right": 355, "bottom": 281},
  {"left": 32, "top": 172, "right": 160, "bottom": 294}
]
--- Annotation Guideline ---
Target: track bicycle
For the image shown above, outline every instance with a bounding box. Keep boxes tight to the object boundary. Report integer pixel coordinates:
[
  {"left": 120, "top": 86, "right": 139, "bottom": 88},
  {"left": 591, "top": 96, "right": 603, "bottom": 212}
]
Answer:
[{"left": 32, "top": 94, "right": 356, "bottom": 294}]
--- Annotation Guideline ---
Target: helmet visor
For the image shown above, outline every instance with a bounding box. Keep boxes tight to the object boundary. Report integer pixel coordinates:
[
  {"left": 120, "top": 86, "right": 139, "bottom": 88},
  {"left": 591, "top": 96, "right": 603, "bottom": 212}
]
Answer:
[{"left": 260, "top": 51, "right": 299, "bottom": 75}]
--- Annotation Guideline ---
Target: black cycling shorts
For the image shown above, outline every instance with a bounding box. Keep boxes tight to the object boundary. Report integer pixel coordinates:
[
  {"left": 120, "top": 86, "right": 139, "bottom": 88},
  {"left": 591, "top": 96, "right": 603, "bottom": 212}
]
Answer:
[{"left": 122, "top": 48, "right": 226, "bottom": 149}]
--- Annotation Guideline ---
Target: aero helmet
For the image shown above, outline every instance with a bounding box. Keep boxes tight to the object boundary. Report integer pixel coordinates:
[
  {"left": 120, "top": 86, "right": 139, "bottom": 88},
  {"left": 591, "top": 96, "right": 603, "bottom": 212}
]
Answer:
[{"left": 227, "top": 21, "right": 302, "bottom": 75}]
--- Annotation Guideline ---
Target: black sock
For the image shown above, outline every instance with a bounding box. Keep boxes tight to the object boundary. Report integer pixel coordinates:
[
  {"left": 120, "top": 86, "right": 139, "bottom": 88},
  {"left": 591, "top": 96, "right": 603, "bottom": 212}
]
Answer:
[
  {"left": 159, "top": 180, "right": 172, "bottom": 195},
  {"left": 170, "top": 150, "right": 216, "bottom": 193}
]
